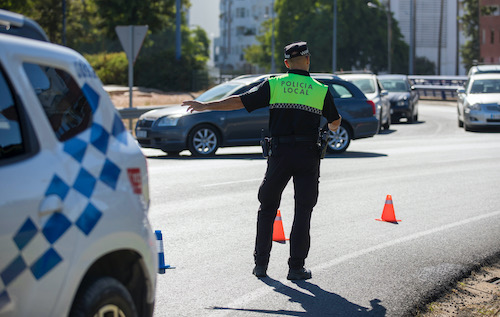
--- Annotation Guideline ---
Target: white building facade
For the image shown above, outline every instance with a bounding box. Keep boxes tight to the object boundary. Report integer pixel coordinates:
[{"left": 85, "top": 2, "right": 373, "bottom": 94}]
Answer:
[
  {"left": 390, "top": 0, "right": 467, "bottom": 75},
  {"left": 214, "top": 0, "right": 274, "bottom": 74}
]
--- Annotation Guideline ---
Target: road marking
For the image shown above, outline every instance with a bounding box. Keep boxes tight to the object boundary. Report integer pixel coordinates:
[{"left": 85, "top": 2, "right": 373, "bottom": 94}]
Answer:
[
  {"left": 208, "top": 209, "right": 500, "bottom": 316},
  {"left": 202, "top": 178, "right": 262, "bottom": 187}
]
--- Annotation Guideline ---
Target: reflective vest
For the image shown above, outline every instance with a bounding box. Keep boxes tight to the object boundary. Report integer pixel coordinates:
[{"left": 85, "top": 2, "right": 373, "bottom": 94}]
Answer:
[{"left": 268, "top": 73, "right": 328, "bottom": 115}]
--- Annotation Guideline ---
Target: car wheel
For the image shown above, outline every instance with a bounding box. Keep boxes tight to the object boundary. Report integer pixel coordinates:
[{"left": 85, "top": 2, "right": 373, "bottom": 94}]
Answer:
[
  {"left": 69, "top": 277, "right": 137, "bottom": 317},
  {"left": 326, "top": 124, "right": 351, "bottom": 154},
  {"left": 188, "top": 124, "right": 220, "bottom": 156},
  {"left": 457, "top": 109, "right": 464, "bottom": 127},
  {"left": 382, "top": 113, "right": 391, "bottom": 130}
]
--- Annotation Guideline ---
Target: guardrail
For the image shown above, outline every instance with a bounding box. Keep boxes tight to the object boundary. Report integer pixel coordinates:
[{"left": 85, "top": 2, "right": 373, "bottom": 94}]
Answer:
[{"left": 409, "top": 75, "right": 467, "bottom": 101}]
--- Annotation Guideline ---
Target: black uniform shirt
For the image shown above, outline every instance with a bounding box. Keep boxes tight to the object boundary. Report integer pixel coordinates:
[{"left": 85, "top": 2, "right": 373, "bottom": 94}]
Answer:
[{"left": 240, "top": 70, "right": 340, "bottom": 137}]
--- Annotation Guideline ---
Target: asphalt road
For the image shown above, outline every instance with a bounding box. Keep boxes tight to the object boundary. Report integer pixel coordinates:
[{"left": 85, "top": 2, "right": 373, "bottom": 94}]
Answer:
[{"left": 144, "top": 101, "right": 500, "bottom": 317}]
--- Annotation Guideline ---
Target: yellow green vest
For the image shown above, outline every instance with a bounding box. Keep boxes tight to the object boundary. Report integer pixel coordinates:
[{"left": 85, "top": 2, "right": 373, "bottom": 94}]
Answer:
[{"left": 268, "top": 73, "right": 328, "bottom": 115}]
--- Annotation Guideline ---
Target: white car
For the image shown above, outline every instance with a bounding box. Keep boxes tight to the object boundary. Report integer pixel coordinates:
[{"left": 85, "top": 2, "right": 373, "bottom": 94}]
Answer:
[
  {"left": 338, "top": 72, "right": 391, "bottom": 132},
  {"left": 457, "top": 73, "right": 500, "bottom": 131},
  {"left": 0, "top": 13, "right": 156, "bottom": 317}
]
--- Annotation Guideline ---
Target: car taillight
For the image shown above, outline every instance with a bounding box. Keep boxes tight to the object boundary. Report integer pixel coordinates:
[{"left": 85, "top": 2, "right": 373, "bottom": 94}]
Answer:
[
  {"left": 127, "top": 168, "right": 142, "bottom": 194},
  {"left": 127, "top": 167, "right": 150, "bottom": 210},
  {"left": 367, "top": 100, "right": 376, "bottom": 115}
]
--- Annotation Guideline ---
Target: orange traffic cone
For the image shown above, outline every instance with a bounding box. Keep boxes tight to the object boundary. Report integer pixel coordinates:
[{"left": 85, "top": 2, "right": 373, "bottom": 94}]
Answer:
[
  {"left": 376, "top": 195, "right": 401, "bottom": 223},
  {"left": 272, "top": 210, "right": 288, "bottom": 244}
]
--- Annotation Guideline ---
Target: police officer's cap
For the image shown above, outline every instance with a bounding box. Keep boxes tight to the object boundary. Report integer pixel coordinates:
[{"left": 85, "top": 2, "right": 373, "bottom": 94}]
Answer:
[{"left": 284, "top": 41, "right": 310, "bottom": 59}]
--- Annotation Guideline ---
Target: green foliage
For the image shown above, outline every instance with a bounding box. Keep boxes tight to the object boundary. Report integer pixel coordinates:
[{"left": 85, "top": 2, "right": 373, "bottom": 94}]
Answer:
[
  {"left": 84, "top": 52, "right": 128, "bottom": 85},
  {"left": 415, "top": 56, "right": 436, "bottom": 75},
  {"left": 460, "top": 0, "right": 480, "bottom": 71},
  {"left": 246, "top": 0, "right": 409, "bottom": 74},
  {"left": 2, "top": 0, "right": 210, "bottom": 91}
]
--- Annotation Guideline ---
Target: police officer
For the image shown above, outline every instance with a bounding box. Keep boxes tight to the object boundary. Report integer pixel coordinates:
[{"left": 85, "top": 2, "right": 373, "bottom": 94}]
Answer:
[{"left": 182, "top": 41, "right": 341, "bottom": 280}]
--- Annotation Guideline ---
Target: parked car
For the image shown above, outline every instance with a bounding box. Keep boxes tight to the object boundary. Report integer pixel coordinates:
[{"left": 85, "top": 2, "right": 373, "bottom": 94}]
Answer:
[
  {"left": 457, "top": 73, "right": 500, "bottom": 131},
  {"left": 0, "top": 9, "right": 49, "bottom": 41},
  {"left": 135, "top": 74, "right": 378, "bottom": 156},
  {"left": 337, "top": 72, "right": 391, "bottom": 132},
  {"left": 0, "top": 11, "right": 156, "bottom": 317},
  {"left": 378, "top": 74, "right": 419, "bottom": 123},
  {"left": 467, "top": 64, "right": 500, "bottom": 76}
]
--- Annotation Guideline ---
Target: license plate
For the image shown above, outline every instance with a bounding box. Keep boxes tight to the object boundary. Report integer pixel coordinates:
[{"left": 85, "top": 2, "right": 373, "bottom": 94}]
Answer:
[{"left": 136, "top": 130, "right": 147, "bottom": 138}]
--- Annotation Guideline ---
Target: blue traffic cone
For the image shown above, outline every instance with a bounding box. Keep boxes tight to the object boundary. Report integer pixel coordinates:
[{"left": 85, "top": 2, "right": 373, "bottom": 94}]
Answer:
[{"left": 155, "top": 230, "right": 171, "bottom": 273}]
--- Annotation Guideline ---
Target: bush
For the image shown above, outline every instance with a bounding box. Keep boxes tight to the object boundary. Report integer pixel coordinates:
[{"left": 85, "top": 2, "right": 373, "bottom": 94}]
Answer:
[{"left": 85, "top": 52, "right": 128, "bottom": 85}]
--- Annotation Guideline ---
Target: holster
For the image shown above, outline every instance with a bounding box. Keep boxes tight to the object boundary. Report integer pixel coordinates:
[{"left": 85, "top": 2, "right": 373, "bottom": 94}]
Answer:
[
  {"left": 260, "top": 136, "right": 272, "bottom": 158},
  {"left": 317, "top": 129, "right": 330, "bottom": 159}
]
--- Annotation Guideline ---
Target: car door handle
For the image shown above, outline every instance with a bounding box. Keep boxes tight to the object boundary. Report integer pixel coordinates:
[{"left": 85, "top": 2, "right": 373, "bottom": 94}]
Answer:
[{"left": 39, "top": 195, "right": 63, "bottom": 217}]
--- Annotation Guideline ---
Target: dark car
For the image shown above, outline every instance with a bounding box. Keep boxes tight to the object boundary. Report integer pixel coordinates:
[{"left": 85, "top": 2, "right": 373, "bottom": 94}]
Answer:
[
  {"left": 378, "top": 74, "right": 419, "bottom": 123},
  {"left": 135, "top": 74, "right": 378, "bottom": 156},
  {"left": 0, "top": 9, "right": 49, "bottom": 42}
]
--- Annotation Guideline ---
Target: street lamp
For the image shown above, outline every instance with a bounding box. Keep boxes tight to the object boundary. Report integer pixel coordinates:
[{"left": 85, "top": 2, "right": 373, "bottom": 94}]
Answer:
[
  {"left": 368, "top": 1, "right": 392, "bottom": 73},
  {"left": 271, "top": 0, "right": 276, "bottom": 73}
]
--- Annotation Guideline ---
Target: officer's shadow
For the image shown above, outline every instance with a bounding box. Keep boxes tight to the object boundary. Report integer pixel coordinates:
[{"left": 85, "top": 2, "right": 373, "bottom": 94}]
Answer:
[{"left": 211, "top": 277, "right": 386, "bottom": 316}]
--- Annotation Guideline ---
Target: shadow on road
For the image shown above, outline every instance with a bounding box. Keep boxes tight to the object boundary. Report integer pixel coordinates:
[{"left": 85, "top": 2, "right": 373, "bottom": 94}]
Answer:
[
  {"left": 145, "top": 151, "right": 388, "bottom": 160},
  {"left": 210, "top": 277, "right": 386, "bottom": 316}
]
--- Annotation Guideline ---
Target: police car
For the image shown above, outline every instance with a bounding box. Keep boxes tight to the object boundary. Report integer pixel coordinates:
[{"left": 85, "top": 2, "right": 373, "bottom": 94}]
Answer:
[{"left": 0, "top": 10, "right": 157, "bottom": 317}]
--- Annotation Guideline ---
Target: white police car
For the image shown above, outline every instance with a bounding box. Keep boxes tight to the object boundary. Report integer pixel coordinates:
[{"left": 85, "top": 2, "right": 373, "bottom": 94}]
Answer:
[{"left": 0, "top": 11, "right": 156, "bottom": 317}]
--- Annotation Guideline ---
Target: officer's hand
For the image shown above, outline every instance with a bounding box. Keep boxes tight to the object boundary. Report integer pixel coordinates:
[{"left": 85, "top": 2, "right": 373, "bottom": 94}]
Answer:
[
  {"left": 328, "top": 117, "right": 341, "bottom": 132},
  {"left": 182, "top": 100, "right": 207, "bottom": 113}
]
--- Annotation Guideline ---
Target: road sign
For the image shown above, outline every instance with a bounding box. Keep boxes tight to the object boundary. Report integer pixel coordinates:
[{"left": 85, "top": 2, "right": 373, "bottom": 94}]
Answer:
[
  {"left": 116, "top": 25, "right": 148, "bottom": 64},
  {"left": 115, "top": 25, "right": 148, "bottom": 119}
]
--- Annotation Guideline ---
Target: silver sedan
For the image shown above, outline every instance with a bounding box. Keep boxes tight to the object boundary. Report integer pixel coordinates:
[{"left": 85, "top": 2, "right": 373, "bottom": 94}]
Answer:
[{"left": 457, "top": 73, "right": 500, "bottom": 131}]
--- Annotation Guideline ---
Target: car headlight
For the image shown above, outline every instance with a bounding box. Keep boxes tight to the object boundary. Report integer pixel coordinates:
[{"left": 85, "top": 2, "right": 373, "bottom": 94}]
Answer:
[
  {"left": 466, "top": 103, "right": 481, "bottom": 111},
  {"left": 156, "top": 115, "right": 181, "bottom": 127},
  {"left": 396, "top": 99, "right": 408, "bottom": 106}
]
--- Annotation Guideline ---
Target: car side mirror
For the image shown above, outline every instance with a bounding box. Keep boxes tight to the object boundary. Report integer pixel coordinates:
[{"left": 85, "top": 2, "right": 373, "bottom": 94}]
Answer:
[
  {"left": 380, "top": 89, "right": 389, "bottom": 97},
  {"left": 457, "top": 88, "right": 466, "bottom": 94},
  {"left": 410, "top": 85, "right": 416, "bottom": 91}
]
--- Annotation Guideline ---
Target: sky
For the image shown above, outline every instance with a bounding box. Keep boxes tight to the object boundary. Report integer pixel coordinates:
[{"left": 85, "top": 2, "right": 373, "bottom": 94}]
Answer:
[{"left": 189, "top": 0, "right": 220, "bottom": 39}]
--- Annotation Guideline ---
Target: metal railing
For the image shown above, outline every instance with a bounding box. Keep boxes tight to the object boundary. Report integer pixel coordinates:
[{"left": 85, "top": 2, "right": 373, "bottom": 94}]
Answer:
[{"left": 409, "top": 75, "right": 467, "bottom": 101}]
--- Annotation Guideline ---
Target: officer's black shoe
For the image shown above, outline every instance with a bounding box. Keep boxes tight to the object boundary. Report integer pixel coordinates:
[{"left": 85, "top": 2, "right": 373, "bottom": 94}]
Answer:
[
  {"left": 287, "top": 267, "right": 312, "bottom": 280},
  {"left": 252, "top": 265, "right": 268, "bottom": 278}
]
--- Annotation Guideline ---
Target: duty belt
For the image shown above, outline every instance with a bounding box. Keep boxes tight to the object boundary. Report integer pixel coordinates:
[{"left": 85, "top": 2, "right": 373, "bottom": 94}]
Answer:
[{"left": 273, "top": 135, "right": 317, "bottom": 144}]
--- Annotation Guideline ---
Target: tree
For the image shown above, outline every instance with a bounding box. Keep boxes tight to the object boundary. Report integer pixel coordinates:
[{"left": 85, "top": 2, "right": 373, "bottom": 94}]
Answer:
[
  {"left": 460, "top": 0, "right": 480, "bottom": 71},
  {"left": 245, "top": 0, "right": 408, "bottom": 74},
  {"left": 460, "top": 0, "right": 498, "bottom": 71}
]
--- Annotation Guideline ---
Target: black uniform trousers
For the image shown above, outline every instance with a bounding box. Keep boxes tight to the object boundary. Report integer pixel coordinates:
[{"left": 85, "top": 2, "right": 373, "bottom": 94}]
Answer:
[{"left": 254, "top": 141, "right": 320, "bottom": 269}]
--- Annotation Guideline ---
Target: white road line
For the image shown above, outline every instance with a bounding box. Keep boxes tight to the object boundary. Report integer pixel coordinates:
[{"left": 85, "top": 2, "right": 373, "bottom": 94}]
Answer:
[
  {"left": 202, "top": 178, "right": 262, "bottom": 187},
  {"left": 208, "top": 209, "right": 500, "bottom": 316}
]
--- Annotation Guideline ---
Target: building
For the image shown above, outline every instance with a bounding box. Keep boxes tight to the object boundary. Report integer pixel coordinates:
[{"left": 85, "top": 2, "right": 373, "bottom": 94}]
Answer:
[
  {"left": 214, "top": 0, "right": 274, "bottom": 74},
  {"left": 480, "top": 0, "right": 500, "bottom": 64},
  {"left": 390, "top": 0, "right": 467, "bottom": 75}
]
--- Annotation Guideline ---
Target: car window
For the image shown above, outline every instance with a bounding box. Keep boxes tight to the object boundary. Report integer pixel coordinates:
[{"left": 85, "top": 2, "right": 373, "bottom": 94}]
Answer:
[
  {"left": 195, "top": 82, "right": 243, "bottom": 102},
  {"left": 350, "top": 78, "right": 375, "bottom": 94},
  {"left": 470, "top": 79, "right": 500, "bottom": 94},
  {"left": 0, "top": 68, "right": 25, "bottom": 160},
  {"left": 23, "top": 63, "right": 92, "bottom": 142},
  {"left": 379, "top": 79, "right": 408, "bottom": 92},
  {"left": 329, "top": 84, "right": 353, "bottom": 98}
]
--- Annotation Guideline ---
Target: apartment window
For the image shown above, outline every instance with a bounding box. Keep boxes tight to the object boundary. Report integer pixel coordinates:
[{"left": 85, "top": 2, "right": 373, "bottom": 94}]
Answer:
[
  {"left": 236, "top": 26, "right": 245, "bottom": 36},
  {"left": 491, "top": 29, "right": 495, "bottom": 44},
  {"left": 236, "top": 8, "right": 245, "bottom": 18}
]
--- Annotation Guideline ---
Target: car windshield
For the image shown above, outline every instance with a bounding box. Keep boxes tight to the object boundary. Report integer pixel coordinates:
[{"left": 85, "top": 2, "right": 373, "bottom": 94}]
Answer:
[
  {"left": 195, "top": 82, "right": 244, "bottom": 102},
  {"left": 469, "top": 79, "right": 500, "bottom": 94},
  {"left": 379, "top": 79, "right": 408, "bottom": 92},
  {"left": 349, "top": 78, "right": 375, "bottom": 94}
]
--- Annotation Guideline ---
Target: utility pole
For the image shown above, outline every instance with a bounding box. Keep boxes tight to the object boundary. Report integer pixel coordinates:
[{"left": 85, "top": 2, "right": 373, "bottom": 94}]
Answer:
[
  {"left": 332, "top": 0, "right": 337, "bottom": 73},
  {"left": 437, "top": 0, "right": 444, "bottom": 75}
]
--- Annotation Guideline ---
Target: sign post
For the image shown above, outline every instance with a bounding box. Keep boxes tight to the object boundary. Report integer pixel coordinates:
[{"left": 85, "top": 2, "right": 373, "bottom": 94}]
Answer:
[{"left": 115, "top": 25, "right": 148, "bottom": 109}]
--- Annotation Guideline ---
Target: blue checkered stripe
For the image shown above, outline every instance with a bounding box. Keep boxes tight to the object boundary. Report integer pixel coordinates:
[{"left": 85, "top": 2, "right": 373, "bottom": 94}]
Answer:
[{"left": 0, "top": 84, "right": 130, "bottom": 311}]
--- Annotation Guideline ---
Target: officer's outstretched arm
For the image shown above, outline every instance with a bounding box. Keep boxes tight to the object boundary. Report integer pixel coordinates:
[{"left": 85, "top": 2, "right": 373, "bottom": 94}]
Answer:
[
  {"left": 328, "top": 116, "right": 342, "bottom": 132},
  {"left": 182, "top": 96, "right": 244, "bottom": 113}
]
